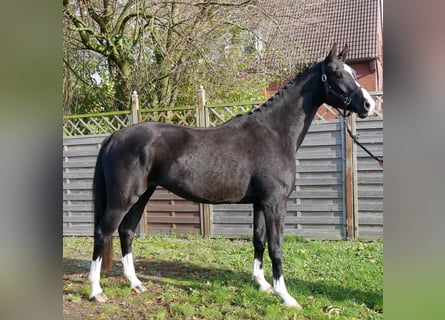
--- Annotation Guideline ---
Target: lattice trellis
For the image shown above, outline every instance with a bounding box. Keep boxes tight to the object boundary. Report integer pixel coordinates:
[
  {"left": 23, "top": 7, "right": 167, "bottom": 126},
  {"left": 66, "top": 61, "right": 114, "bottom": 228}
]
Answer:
[
  {"left": 207, "top": 102, "right": 260, "bottom": 127},
  {"left": 140, "top": 108, "right": 197, "bottom": 126},
  {"left": 63, "top": 113, "right": 131, "bottom": 136},
  {"left": 63, "top": 94, "right": 382, "bottom": 135}
]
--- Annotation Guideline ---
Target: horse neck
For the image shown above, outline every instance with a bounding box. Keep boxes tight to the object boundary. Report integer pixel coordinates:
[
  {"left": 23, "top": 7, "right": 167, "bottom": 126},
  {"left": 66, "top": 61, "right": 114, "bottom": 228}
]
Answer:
[{"left": 263, "top": 63, "right": 325, "bottom": 150}]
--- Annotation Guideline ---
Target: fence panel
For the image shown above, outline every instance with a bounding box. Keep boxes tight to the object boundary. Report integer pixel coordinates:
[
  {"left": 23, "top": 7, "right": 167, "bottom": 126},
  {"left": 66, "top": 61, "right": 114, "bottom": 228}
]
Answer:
[
  {"left": 63, "top": 135, "right": 106, "bottom": 235},
  {"left": 356, "top": 117, "right": 384, "bottom": 239},
  {"left": 144, "top": 187, "right": 201, "bottom": 235}
]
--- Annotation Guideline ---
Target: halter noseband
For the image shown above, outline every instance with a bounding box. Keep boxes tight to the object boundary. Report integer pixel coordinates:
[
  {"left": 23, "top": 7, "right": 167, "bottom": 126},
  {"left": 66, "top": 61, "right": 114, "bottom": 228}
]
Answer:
[{"left": 321, "top": 62, "right": 362, "bottom": 117}]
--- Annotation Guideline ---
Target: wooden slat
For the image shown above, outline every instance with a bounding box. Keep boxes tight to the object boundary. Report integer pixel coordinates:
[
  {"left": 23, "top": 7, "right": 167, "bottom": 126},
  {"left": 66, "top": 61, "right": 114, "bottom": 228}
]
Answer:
[
  {"left": 63, "top": 149, "right": 100, "bottom": 157},
  {"left": 295, "top": 178, "right": 341, "bottom": 186},
  {"left": 63, "top": 193, "right": 93, "bottom": 201},
  {"left": 147, "top": 216, "right": 199, "bottom": 224},
  {"left": 63, "top": 160, "right": 97, "bottom": 168},
  {"left": 146, "top": 204, "right": 199, "bottom": 212},
  {"left": 63, "top": 215, "right": 94, "bottom": 223},
  {"left": 64, "top": 183, "right": 93, "bottom": 190},
  {"left": 63, "top": 135, "right": 107, "bottom": 145},
  {"left": 213, "top": 215, "right": 342, "bottom": 225},
  {"left": 289, "top": 190, "right": 341, "bottom": 199},
  {"left": 149, "top": 192, "right": 194, "bottom": 201},
  {"left": 63, "top": 171, "right": 94, "bottom": 179},
  {"left": 358, "top": 215, "right": 383, "bottom": 225},
  {"left": 64, "top": 204, "right": 93, "bottom": 212}
]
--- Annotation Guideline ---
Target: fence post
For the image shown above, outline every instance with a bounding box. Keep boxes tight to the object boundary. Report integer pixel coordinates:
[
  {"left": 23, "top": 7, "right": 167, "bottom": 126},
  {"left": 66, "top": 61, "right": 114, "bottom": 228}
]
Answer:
[
  {"left": 131, "top": 90, "right": 141, "bottom": 125},
  {"left": 351, "top": 115, "right": 359, "bottom": 239},
  {"left": 196, "top": 85, "right": 212, "bottom": 236},
  {"left": 197, "top": 85, "right": 207, "bottom": 127},
  {"left": 131, "top": 91, "right": 148, "bottom": 235},
  {"left": 345, "top": 114, "right": 358, "bottom": 240}
]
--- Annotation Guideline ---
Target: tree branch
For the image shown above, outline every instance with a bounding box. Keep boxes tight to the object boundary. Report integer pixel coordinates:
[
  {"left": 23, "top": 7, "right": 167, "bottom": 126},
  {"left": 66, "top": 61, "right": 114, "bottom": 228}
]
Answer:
[
  {"left": 63, "top": 57, "right": 92, "bottom": 87},
  {"left": 64, "top": 2, "right": 111, "bottom": 56},
  {"left": 83, "top": 0, "right": 107, "bottom": 32},
  {"left": 112, "top": 0, "right": 137, "bottom": 35}
]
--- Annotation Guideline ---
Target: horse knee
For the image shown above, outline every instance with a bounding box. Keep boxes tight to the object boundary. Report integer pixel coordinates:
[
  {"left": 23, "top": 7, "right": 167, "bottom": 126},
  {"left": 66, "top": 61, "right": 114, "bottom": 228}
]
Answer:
[
  {"left": 92, "top": 231, "right": 112, "bottom": 259},
  {"left": 254, "top": 236, "right": 266, "bottom": 251},
  {"left": 93, "top": 230, "right": 107, "bottom": 248},
  {"left": 118, "top": 226, "right": 135, "bottom": 239},
  {"left": 268, "top": 245, "right": 283, "bottom": 265},
  {"left": 118, "top": 227, "right": 134, "bottom": 253},
  {"left": 269, "top": 250, "right": 282, "bottom": 264}
]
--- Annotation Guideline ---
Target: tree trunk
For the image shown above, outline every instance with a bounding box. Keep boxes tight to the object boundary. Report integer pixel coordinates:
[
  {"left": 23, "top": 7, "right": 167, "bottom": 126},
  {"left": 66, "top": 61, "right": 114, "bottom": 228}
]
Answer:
[{"left": 114, "top": 59, "right": 132, "bottom": 110}]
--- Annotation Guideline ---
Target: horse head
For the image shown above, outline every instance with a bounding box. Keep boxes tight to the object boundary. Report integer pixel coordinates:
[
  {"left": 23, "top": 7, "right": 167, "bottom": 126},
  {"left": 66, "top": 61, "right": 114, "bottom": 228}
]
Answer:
[{"left": 322, "top": 44, "right": 375, "bottom": 118}]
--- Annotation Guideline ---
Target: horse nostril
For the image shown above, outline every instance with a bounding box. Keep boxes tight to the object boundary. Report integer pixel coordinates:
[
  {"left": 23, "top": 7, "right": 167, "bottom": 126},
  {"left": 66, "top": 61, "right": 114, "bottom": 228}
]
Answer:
[{"left": 364, "top": 101, "right": 370, "bottom": 111}]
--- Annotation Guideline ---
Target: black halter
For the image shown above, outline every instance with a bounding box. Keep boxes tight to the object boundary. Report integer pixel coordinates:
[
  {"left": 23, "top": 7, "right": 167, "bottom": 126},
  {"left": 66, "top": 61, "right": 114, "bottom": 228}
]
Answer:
[{"left": 320, "top": 62, "right": 362, "bottom": 117}]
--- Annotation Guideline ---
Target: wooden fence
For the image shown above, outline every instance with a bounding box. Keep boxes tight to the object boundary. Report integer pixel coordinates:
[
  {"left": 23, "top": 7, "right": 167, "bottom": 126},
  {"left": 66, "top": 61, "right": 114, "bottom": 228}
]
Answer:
[{"left": 63, "top": 90, "right": 383, "bottom": 240}]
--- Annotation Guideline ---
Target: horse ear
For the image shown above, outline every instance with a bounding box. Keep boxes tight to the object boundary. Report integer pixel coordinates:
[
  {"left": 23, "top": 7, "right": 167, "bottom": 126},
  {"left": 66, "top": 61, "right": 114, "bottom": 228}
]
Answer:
[
  {"left": 338, "top": 44, "right": 348, "bottom": 61},
  {"left": 325, "top": 43, "right": 337, "bottom": 62}
]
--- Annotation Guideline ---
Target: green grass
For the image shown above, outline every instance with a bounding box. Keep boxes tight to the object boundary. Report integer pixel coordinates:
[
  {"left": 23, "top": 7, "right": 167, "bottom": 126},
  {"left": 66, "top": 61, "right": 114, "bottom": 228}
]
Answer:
[{"left": 63, "top": 235, "right": 383, "bottom": 319}]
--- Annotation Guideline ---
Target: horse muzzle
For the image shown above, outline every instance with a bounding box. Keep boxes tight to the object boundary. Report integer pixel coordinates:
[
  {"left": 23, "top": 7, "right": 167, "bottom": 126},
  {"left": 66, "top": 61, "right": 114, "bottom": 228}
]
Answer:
[{"left": 362, "top": 89, "right": 376, "bottom": 117}]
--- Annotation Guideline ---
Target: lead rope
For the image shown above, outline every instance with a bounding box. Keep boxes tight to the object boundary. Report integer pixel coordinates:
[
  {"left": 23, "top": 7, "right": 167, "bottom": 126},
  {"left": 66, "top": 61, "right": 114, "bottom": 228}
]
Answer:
[{"left": 339, "top": 110, "right": 383, "bottom": 167}]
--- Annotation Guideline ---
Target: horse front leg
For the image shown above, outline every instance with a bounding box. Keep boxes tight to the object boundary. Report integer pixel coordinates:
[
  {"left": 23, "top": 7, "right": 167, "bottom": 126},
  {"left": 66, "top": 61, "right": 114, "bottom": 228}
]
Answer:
[
  {"left": 252, "top": 204, "right": 273, "bottom": 293},
  {"left": 264, "top": 200, "right": 302, "bottom": 308}
]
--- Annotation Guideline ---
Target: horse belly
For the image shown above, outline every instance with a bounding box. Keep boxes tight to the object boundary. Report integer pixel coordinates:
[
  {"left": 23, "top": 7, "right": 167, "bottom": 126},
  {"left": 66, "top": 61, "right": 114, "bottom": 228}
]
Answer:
[{"left": 161, "top": 154, "right": 251, "bottom": 204}]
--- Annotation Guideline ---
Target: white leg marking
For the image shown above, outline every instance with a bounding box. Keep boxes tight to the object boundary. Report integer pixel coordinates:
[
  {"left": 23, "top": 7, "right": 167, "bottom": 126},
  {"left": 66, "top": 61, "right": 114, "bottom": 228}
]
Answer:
[
  {"left": 273, "top": 276, "right": 302, "bottom": 308},
  {"left": 252, "top": 258, "right": 272, "bottom": 293},
  {"left": 122, "top": 253, "right": 143, "bottom": 289},
  {"left": 88, "top": 257, "right": 103, "bottom": 299}
]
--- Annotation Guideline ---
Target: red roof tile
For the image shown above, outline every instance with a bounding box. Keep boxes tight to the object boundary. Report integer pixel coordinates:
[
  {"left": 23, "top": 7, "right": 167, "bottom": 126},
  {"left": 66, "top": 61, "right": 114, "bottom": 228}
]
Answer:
[{"left": 252, "top": 0, "right": 381, "bottom": 71}]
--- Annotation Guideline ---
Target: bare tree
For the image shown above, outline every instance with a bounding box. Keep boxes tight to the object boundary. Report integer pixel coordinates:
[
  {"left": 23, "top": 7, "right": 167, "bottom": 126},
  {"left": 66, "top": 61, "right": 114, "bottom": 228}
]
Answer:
[{"left": 63, "top": 0, "right": 265, "bottom": 111}]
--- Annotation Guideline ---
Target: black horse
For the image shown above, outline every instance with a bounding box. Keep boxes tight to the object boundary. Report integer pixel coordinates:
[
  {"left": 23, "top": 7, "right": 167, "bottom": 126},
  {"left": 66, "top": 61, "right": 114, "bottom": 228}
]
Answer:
[{"left": 88, "top": 45, "right": 375, "bottom": 308}]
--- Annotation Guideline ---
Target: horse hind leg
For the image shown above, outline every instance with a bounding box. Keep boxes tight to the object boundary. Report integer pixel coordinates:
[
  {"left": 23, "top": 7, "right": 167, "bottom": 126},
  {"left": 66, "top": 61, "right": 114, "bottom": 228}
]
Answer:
[
  {"left": 118, "top": 186, "right": 156, "bottom": 294},
  {"left": 89, "top": 195, "right": 142, "bottom": 302},
  {"left": 252, "top": 204, "right": 272, "bottom": 293}
]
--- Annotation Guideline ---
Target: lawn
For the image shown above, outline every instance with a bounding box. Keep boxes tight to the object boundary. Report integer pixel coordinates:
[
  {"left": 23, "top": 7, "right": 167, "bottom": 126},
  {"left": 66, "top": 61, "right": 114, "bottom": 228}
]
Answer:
[{"left": 63, "top": 235, "right": 383, "bottom": 319}]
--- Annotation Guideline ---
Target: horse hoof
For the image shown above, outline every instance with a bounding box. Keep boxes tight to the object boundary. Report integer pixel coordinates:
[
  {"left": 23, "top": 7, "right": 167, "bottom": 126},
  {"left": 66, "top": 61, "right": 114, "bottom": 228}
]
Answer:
[
  {"left": 132, "top": 285, "right": 147, "bottom": 294},
  {"left": 283, "top": 300, "right": 302, "bottom": 309},
  {"left": 259, "top": 285, "right": 273, "bottom": 294},
  {"left": 90, "top": 292, "right": 108, "bottom": 303}
]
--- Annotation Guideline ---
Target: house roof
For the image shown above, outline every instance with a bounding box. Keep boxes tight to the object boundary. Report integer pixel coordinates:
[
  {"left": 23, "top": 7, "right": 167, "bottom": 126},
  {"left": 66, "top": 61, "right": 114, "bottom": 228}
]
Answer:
[{"left": 253, "top": 0, "right": 381, "bottom": 71}]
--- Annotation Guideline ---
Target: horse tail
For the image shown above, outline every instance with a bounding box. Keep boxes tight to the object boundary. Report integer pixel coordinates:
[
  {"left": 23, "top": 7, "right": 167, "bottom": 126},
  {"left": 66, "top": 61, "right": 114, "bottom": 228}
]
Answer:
[{"left": 93, "top": 135, "right": 113, "bottom": 271}]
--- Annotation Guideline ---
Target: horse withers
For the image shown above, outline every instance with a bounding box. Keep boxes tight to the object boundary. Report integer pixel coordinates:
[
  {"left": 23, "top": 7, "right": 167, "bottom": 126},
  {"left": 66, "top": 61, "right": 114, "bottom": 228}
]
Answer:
[{"left": 88, "top": 44, "right": 375, "bottom": 308}]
